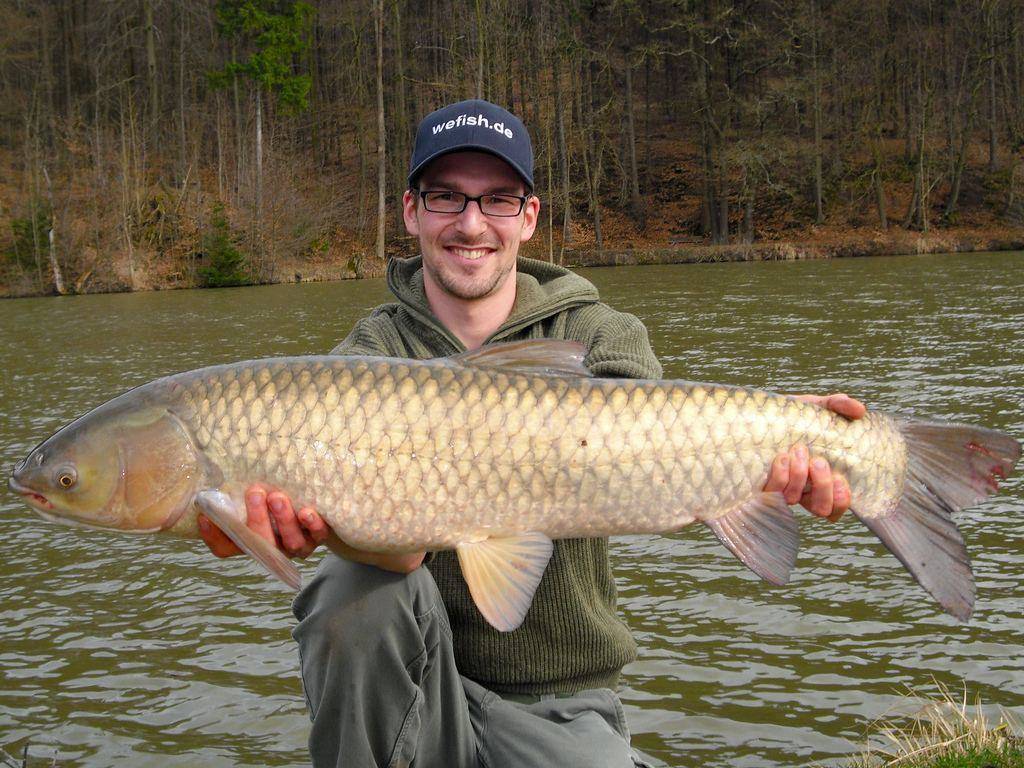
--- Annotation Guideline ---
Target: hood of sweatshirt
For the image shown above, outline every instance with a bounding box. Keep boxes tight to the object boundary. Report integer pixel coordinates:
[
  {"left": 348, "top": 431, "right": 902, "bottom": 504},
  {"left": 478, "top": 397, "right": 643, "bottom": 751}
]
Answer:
[{"left": 385, "top": 255, "right": 602, "bottom": 351}]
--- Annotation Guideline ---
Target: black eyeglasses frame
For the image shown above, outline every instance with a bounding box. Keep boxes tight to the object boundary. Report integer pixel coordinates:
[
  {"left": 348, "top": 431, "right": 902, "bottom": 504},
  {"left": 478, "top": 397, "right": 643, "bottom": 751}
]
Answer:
[{"left": 414, "top": 189, "right": 530, "bottom": 217}]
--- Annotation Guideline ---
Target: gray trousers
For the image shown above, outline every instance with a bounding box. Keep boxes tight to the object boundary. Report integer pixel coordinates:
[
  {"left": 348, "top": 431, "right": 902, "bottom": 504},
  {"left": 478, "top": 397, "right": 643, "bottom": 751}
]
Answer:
[{"left": 292, "top": 554, "right": 651, "bottom": 768}]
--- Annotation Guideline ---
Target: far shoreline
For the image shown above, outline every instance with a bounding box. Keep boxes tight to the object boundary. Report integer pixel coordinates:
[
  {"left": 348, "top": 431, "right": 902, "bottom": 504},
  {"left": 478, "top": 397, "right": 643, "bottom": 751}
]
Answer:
[
  {"left": 561, "top": 229, "right": 1024, "bottom": 269},
  {"left": 3, "top": 228, "right": 1022, "bottom": 299}
]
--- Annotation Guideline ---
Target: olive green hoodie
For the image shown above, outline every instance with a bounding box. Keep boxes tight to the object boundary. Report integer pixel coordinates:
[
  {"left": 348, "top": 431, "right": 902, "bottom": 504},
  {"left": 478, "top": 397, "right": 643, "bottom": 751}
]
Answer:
[{"left": 331, "top": 255, "right": 662, "bottom": 695}]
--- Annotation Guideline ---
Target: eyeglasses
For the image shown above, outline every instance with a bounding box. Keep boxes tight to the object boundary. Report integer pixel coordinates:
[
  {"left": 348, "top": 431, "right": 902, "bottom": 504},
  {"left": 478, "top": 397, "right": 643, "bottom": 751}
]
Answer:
[{"left": 416, "top": 190, "right": 529, "bottom": 217}]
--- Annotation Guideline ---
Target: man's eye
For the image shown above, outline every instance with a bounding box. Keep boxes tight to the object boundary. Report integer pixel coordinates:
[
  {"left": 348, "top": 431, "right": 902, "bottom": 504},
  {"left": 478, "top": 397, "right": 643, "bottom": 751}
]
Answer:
[
  {"left": 432, "top": 192, "right": 456, "bottom": 202},
  {"left": 486, "top": 195, "right": 518, "bottom": 210}
]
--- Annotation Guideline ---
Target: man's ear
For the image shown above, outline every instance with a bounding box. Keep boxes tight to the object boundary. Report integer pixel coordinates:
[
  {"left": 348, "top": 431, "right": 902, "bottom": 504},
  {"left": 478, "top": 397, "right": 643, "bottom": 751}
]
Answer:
[
  {"left": 402, "top": 189, "right": 419, "bottom": 236},
  {"left": 519, "top": 194, "right": 541, "bottom": 242}
]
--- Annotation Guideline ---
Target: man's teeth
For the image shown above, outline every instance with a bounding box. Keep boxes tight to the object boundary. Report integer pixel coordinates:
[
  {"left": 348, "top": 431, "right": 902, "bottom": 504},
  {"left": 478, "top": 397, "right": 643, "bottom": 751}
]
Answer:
[{"left": 451, "top": 247, "right": 488, "bottom": 260}]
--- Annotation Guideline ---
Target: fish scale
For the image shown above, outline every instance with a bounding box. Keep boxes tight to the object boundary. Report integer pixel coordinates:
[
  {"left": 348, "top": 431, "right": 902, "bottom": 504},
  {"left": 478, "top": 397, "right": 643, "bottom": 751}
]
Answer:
[
  {"left": 9, "top": 340, "right": 1020, "bottom": 630},
  {"left": 170, "top": 356, "right": 897, "bottom": 547}
]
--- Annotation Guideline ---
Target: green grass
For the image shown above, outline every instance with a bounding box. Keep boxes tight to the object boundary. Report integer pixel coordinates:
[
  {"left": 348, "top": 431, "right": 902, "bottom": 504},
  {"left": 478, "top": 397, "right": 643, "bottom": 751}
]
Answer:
[{"left": 925, "top": 745, "right": 1024, "bottom": 767}]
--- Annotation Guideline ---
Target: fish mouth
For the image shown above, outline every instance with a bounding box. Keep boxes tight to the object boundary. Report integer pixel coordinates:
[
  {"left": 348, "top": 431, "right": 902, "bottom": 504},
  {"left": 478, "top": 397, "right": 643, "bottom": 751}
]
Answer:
[{"left": 8, "top": 476, "right": 53, "bottom": 510}]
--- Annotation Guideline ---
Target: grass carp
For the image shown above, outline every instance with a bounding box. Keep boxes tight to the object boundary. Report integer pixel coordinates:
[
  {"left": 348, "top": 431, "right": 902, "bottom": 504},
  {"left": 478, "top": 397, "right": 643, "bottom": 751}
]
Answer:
[{"left": 8, "top": 340, "right": 1021, "bottom": 630}]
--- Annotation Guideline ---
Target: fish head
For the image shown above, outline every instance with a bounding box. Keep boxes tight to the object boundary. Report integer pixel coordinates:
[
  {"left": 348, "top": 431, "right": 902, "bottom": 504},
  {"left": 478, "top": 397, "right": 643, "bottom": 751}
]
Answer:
[{"left": 9, "top": 403, "right": 203, "bottom": 533}]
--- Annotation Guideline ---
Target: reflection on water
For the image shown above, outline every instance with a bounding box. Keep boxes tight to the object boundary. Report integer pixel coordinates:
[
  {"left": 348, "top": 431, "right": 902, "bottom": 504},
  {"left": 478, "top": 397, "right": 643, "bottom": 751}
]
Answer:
[{"left": 1, "top": 252, "right": 1021, "bottom": 766}]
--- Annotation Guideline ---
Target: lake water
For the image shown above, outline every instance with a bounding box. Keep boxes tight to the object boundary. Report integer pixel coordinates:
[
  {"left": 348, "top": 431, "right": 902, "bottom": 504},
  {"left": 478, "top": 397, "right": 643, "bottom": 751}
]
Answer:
[{"left": 1, "top": 251, "right": 1021, "bottom": 767}]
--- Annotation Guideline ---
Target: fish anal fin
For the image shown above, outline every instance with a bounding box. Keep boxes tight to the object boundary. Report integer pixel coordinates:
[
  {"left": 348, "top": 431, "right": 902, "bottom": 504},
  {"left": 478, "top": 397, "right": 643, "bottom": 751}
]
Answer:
[
  {"left": 195, "top": 489, "right": 301, "bottom": 591},
  {"left": 704, "top": 491, "right": 799, "bottom": 586},
  {"left": 456, "top": 532, "right": 554, "bottom": 632},
  {"left": 448, "top": 340, "right": 590, "bottom": 377}
]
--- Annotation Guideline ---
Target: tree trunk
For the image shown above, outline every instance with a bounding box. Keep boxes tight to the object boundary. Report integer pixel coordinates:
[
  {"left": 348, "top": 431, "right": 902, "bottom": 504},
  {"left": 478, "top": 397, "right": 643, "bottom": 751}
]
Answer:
[
  {"left": 216, "top": 94, "right": 225, "bottom": 198},
  {"left": 255, "top": 88, "right": 263, "bottom": 219},
  {"left": 717, "top": 175, "right": 729, "bottom": 244},
  {"left": 62, "top": 0, "right": 73, "bottom": 119},
  {"left": 475, "top": 0, "right": 485, "bottom": 99},
  {"left": 944, "top": 124, "right": 971, "bottom": 220},
  {"left": 554, "top": 55, "right": 571, "bottom": 264},
  {"left": 811, "top": 0, "right": 824, "bottom": 224},
  {"left": 580, "top": 60, "right": 602, "bottom": 251},
  {"left": 41, "top": 165, "right": 66, "bottom": 294},
  {"left": 375, "top": 0, "right": 386, "bottom": 265},
  {"left": 546, "top": 104, "right": 554, "bottom": 262},
  {"left": 872, "top": 165, "right": 888, "bottom": 230},
  {"left": 694, "top": 25, "right": 717, "bottom": 241},
  {"left": 623, "top": 54, "right": 644, "bottom": 226},
  {"left": 231, "top": 42, "right": 243, "bottom": 198},
  {"left": 988, "top": 5, "right": 998, "bottom": 172},
  {"left": 742, "top": 194, "right": 754, "bottom": 244},
  {"left": 118, "top": 95, "right": 137, "bottom": 290},
  {"left": 913, "top": 138, "right": 928, "bottom": 232},
  {"left": 143, "top": 0, "right": 158, "bottom": 132},
  {"left": 178, "top": 2, "right": 188, "bottom": 183}
]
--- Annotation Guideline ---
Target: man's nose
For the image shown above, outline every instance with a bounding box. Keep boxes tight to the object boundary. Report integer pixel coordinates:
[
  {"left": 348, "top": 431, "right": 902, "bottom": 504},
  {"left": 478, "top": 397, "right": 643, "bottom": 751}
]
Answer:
[{"left": 454, "top": 199, "right": 488, "bottom": 235}]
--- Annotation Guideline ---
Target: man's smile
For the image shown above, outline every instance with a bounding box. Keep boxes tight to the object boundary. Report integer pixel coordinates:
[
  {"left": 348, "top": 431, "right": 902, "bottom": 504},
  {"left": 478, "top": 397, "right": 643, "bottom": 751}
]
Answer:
[{"left": 446, "top": 245, "right": 496, "bottom": 262}]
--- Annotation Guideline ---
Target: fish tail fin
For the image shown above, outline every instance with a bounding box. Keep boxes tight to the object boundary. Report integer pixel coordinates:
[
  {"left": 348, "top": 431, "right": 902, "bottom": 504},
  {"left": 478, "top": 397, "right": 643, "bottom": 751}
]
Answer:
[{"left": 854, "top": 418, "right": 1021, "bottom": 621}]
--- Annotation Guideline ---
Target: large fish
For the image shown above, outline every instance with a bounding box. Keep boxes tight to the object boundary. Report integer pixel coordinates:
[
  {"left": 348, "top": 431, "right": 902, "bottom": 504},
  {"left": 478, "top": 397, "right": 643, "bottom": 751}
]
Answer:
[{"left": 8, "top": 341, "right": 1020, "bottom": 630}]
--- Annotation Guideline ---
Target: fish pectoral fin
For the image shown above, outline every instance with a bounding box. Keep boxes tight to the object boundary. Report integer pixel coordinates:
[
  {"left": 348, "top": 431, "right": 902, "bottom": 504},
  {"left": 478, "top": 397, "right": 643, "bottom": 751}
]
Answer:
[
  {"left": 456, "top": 532, "right": 554, "bottom": 632},
  {"left": 194, "top": 490, "right": 302, "bottom": 591},
  {"left": 704, "top": 491, "right": 799, "bottom": 586},
  {"left": 447, "top": 340, "right": 590, "bottom": 377}
]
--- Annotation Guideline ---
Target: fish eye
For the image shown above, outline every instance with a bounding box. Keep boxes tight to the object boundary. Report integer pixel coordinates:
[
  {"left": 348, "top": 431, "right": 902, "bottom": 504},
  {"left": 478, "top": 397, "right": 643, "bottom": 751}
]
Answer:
[{"left": 55, "top": 466, "right": 78, "bottom": 489}]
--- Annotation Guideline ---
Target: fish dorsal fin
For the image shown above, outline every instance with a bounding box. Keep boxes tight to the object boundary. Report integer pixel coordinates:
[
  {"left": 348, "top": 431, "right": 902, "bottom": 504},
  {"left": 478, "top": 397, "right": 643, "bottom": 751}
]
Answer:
[
  {"left": 449, "top": 340, "right": 590, "bottom": 377},
  {"left": 194, "top": 490, "right": 302, "bottom": 591},
  {"left": 456, "top": 532, "right": 554, "bottom": 632}
]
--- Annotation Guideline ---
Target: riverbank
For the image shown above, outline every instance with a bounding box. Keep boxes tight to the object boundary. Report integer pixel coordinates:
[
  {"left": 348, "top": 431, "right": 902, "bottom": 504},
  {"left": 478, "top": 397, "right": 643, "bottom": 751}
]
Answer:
[
  {"left": 2, "top": 226, "right": 1022, "bottom": 299},
  {"left": 561, "top": 228, "right": 1024, "bottom": 268}
]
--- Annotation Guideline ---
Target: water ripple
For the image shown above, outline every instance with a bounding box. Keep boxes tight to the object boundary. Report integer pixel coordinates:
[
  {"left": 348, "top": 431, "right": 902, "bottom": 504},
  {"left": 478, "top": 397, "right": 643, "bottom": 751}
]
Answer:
[{"left": 1, "top": 253, "right": 1022, "bottom": 766}]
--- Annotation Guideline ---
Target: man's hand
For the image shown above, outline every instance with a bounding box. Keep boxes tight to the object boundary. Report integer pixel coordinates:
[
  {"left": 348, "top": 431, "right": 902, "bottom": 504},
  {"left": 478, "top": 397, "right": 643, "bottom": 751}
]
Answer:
[
  {"left": 763, "top": 393, "right": 867, "bottom": 522},
  {"left": 198, "top": 483, "right": 329, "bottom": 559},
  {"left": 197, "top": 483, "right": 425, "bottom": 574}
]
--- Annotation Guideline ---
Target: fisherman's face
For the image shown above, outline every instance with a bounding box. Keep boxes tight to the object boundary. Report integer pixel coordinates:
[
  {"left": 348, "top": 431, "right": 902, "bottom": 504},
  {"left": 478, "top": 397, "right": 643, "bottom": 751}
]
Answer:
[{"left": 403, "top": 151, "right": 539, "bottom": 302}]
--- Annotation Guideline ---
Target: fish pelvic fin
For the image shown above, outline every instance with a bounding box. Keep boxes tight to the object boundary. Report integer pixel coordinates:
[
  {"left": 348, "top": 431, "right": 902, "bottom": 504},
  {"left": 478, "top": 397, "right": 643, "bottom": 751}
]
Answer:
[
  {"left": 704, "top": 491, "right": 799, "bottom": 585},
  {"left": 194, "top": 490, "right": 301, "bottom": 591},
  {"left": 854, "top": 418, "right": 1021, "bottom": 622},
  {"left": 456, "top": 532, "right": 554, "bottom": 632}
]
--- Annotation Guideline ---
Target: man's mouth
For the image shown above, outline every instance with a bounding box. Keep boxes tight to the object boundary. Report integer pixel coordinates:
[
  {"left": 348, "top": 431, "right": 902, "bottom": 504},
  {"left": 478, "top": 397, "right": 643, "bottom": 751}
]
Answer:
[{"left": 447, "top": 246, "right": 495, "bottom": 261}]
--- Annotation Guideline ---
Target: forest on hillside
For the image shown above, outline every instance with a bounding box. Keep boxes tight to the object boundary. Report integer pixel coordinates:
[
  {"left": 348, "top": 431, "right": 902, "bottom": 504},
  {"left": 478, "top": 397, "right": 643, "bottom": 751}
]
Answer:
[{"left": 1, "top": 0, "right": 1022, "bottom": 296}]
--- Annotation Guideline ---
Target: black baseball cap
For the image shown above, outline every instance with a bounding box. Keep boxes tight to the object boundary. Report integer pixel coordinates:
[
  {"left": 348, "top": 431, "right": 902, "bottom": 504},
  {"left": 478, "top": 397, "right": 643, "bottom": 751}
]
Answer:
[{"left": 408, "top": 99, "right": 534, "bottom": 191}]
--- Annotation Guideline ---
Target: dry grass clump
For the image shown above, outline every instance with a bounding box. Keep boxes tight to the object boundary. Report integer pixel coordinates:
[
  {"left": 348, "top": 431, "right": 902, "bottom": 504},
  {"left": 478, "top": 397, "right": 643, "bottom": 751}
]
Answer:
[{"left": 844, "top": 683, "right": 1024, "bottom": 768}]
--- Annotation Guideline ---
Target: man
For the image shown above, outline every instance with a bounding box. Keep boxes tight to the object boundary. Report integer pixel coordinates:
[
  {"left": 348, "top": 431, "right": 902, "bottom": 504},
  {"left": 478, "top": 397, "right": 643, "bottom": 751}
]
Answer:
[{"left": 200, "top": 99, "right": 865, "bottom": 767}]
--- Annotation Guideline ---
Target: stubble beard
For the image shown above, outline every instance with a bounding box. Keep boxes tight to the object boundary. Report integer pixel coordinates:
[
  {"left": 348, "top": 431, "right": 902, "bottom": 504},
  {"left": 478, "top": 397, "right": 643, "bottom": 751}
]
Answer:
[{"left": 426, "top": 252, "right": 515, "bottom": 301}]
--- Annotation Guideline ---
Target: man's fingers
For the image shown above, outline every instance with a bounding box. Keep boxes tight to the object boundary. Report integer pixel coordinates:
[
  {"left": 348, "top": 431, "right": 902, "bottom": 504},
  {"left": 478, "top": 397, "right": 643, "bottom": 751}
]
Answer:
[
  {"left": 267, "top": 492, "right": 311, "bottom": 557},
  {"left": 793, "top": 393, "right": 867, "bottom": 420},
  {"left": 783, "top": 444, "right": 808, "bottom": 504},
  {"left": 198, "top": 513, "right": 242, "bottom": 557},
  {"left": 244, "top": 487, "right": 279, "bottom": 544},
  {"left": 763, "top": 453, "right": 790, "bottom": 493},
  {"left": 827, "top": 476, "right": 851, "bottom": 522},
  {"left": 803, "top": 458, "right": 834, "bottom": 518},
  {"left": 824, "top": 393, "right": 867, "bottom": 420},
  {"left": 298, "top": 506, "right": 331, "bottom": 545}
]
